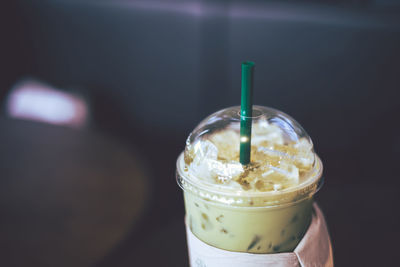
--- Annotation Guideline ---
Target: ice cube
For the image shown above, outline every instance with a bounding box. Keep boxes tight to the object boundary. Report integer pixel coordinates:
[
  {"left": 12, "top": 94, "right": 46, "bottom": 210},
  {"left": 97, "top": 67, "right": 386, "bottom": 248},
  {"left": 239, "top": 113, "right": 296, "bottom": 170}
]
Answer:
[
  {"left": 269, "top": 161, "right": 299, "bottom": 183},
  {"left": 252, "top": 121, "right": 284, "bottom": 145},
  {"left": 259, "top": 160, "right": 299, "bottom": 185},
  {"left": 293, "top": 138, "right": 314, "bottom": 168},
  {"left": 193, "top": 139, "right": 218, "bottom": 160},
  {"left": 206, "top": 159, "right": 243, "bottom": 183},
  {"left": 258, "top": 146, "right": 291, "bottom": 159},
  {"left": 209, "top": 130, "right": 240, "bottom": 160},
  {"left": 210, "top": 129, "right": 239, "bottom": 146},
  {"left": 187, "top": 140, "right": 219, "bottom": 182},
  {"left": 273, "top": 184, "right": 282, "bottom": 191},
  {"left": 262, "top": 169, "right": 274, "bottom": 177},
  {"left": 188, "top": 140, "right": 243, "bottom": 184}
]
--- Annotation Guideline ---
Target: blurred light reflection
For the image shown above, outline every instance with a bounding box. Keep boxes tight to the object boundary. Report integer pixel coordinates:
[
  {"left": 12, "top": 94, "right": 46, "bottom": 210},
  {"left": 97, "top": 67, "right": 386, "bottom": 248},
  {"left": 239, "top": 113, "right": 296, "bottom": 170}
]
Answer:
[
  {"left": 6, "top": 80, "right": 88, "bottom": 127},
  {"left": 59, "top": 0, "right": 398, "bottom": 28}
]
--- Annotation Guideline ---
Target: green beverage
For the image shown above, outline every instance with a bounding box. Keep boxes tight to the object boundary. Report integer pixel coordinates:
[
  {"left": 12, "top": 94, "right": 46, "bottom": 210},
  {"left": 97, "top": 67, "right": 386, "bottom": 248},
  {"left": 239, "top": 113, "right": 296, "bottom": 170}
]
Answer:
[{"left": 176, "top": 106, "right": 323, "bottom": 253}]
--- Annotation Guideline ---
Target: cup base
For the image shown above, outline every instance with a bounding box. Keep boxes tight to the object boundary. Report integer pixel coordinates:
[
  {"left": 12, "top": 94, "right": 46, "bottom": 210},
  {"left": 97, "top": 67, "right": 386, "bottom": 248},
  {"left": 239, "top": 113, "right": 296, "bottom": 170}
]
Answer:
[{"left": 185, "top": 203, "right": 333, "bottom": 267}]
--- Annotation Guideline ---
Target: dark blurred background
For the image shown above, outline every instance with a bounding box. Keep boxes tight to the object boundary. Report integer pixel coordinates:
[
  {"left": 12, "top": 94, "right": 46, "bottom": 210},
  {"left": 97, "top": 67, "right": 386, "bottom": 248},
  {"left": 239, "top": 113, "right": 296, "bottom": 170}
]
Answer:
[{"left": 0, "top": 0, "right": 399, "bottom": 266}]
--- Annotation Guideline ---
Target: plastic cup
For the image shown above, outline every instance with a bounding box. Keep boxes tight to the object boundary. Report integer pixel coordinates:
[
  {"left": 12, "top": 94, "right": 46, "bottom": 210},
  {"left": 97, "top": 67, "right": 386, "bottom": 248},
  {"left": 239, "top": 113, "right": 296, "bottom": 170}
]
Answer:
[{"left": 176, "top": 106, "right": 323, "bottom": 253}]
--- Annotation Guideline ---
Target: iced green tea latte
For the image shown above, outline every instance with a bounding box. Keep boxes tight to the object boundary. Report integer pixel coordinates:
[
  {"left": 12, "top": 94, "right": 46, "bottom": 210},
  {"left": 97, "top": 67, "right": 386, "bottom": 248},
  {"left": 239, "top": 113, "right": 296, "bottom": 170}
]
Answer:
[{"left": 176, "top": 106, "right": 323, "bottom": 253}]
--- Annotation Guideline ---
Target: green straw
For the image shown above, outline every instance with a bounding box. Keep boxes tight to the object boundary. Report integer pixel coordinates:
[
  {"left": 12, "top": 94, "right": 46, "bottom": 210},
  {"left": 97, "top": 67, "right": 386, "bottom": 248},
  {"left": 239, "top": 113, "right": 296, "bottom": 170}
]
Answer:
[{"left": 240, "top": 61, "right": 255, "bottom": 165}]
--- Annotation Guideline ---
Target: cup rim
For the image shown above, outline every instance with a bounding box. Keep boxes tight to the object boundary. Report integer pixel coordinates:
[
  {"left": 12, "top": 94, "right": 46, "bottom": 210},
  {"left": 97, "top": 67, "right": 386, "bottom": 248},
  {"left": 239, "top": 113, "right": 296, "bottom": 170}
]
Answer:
[{"left": 176, "top": 152, "right": 323, "bottom": 208}]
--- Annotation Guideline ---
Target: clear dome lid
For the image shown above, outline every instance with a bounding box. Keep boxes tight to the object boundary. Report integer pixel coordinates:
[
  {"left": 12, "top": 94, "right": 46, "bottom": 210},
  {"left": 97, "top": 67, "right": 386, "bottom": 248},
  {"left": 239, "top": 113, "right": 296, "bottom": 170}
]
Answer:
[{"left": 176, "top": 106, "right": 323, "bottom": 207}]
